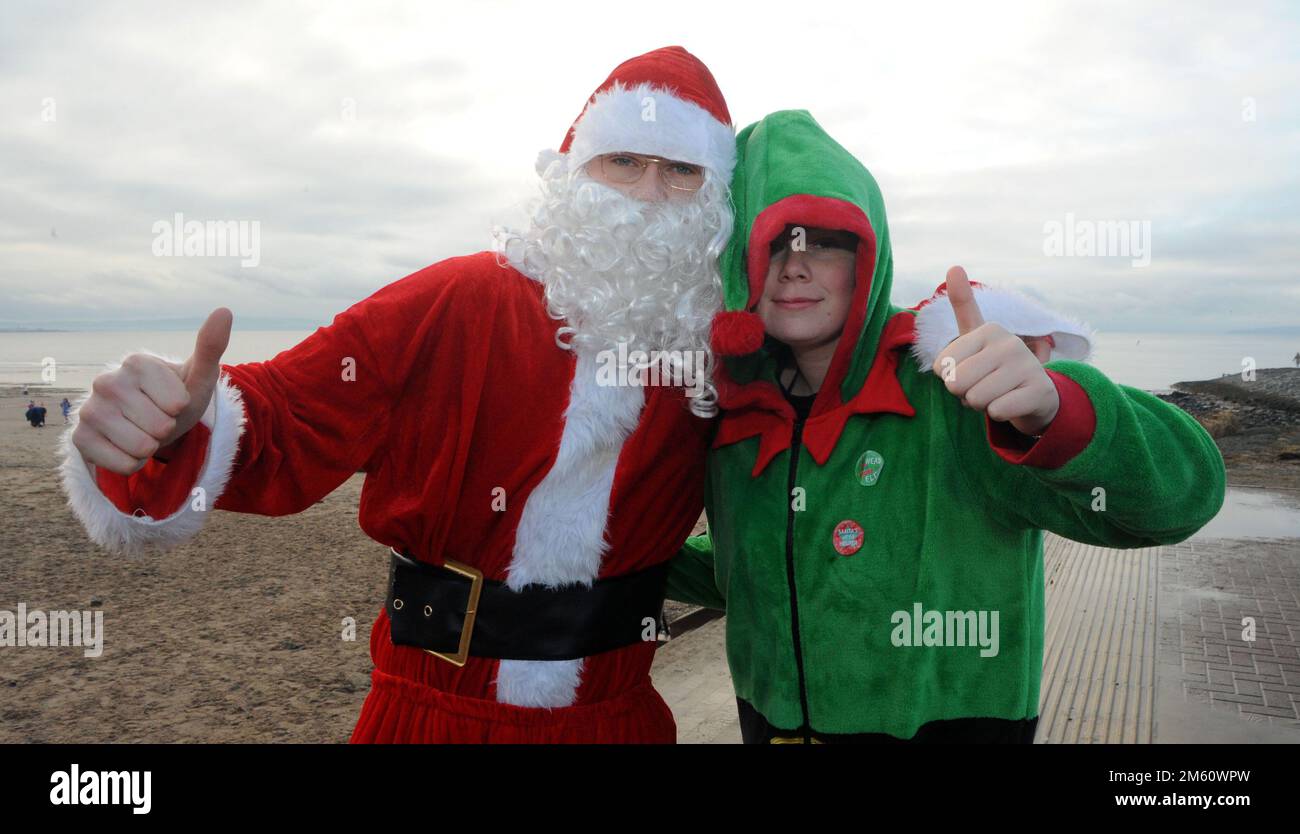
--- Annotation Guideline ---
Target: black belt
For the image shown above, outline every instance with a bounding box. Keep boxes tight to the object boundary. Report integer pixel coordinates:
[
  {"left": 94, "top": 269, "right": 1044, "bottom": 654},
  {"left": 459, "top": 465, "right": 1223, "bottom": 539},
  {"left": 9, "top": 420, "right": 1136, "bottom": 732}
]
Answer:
[{"left": 385, "top": 548, "right": 669, "bottom": 665}]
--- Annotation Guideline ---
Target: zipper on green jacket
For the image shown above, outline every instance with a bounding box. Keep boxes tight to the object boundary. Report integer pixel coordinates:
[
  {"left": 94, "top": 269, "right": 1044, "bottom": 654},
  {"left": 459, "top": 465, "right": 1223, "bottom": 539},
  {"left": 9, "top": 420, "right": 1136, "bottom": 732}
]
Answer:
[{"left": 785, "top": 413, "right": 813, "bottom": 742}]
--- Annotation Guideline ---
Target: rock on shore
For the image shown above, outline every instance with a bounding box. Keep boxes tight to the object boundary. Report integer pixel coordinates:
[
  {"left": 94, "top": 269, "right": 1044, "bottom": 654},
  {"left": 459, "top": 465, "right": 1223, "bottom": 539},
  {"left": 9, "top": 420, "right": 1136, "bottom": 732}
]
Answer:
[{"left": 1157, "top": 367, "right": 1300, "bottom": 489}]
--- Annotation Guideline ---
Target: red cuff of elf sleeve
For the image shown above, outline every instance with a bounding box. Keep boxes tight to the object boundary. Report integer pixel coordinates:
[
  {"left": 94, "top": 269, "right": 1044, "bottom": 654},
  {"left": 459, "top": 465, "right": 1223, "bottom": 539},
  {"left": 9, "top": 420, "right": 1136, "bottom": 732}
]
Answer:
[
  {"left": 95, "top": 423, "right": 212, "bottom": 518},
  {"left": 986, "top": 370, "right": 1096, "bottom": 469}
]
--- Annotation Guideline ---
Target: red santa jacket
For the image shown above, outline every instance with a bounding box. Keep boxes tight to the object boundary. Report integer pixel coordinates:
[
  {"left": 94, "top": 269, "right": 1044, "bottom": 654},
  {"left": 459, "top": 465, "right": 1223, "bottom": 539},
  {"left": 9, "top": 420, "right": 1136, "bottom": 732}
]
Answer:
[{"left": 58, "top": 251, "right": 714, "bottom": 711}]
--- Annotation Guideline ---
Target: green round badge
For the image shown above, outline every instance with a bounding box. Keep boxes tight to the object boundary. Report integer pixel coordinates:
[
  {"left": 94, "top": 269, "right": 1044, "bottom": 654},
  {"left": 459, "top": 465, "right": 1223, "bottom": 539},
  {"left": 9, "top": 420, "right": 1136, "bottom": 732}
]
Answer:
[{"left": 856, "top": 450, "right": 884, "bottom": 486}]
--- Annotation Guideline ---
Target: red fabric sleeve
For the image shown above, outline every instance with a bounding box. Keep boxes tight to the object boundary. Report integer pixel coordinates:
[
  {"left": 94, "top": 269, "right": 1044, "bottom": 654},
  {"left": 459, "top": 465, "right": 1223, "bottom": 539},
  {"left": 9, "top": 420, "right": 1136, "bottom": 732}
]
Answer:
[
  {"left": 208, "top": 287, "right": 412, "bottom": 517},
  {"left": 985, "top": 369, "right": 1096, "bottom": 469},
  {"left": 94, "top": 423, "right": 212, "bottom": 518},
  {"left": 95, "top": 269, "right": 428, "bottom": 521}
]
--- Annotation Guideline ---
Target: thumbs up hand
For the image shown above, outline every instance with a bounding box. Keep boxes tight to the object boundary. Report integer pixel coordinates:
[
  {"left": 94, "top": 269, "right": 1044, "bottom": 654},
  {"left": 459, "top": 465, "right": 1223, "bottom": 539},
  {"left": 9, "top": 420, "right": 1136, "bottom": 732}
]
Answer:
[
  {"left": 931, "top": 267, "right": 1060, "bottom": 436},
  {"left": 72, "top": 308, "right": 233, "bottom": 475}
]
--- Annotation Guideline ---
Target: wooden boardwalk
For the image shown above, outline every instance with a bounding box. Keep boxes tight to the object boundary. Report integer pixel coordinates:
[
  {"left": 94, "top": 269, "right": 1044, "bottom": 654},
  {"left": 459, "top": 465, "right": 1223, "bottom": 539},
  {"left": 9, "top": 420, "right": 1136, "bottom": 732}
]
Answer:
[{"left": 1037, "top": 535, "right": 1159, "bottom": 743}]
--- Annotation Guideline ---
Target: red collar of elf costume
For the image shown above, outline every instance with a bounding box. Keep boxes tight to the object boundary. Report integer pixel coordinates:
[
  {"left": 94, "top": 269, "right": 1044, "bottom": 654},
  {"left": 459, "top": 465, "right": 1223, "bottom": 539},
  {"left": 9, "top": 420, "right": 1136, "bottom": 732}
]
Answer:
[{"left": 711, "top": 310, "right": 917, "bottom": 477}]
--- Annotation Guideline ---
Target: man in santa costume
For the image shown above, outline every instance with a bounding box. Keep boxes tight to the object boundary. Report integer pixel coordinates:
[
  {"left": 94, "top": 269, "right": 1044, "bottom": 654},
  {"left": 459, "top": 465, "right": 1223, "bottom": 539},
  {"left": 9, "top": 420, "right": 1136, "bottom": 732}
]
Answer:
[
  {"left": 62, "top": 46, "right": 738, "bottom": 743},
  {"left": 59, "top": 46, "right": 1092, "bottom": 743}
]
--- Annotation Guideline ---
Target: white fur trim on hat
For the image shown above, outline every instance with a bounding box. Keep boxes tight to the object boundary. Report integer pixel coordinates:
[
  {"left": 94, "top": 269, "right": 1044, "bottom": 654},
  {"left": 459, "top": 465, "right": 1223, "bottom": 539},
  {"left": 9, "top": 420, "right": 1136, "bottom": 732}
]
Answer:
[
  {"left": 565, "top": 81, "right": 736, "bottom": 181},
  {"left": 58, "top": 351, "right": 246, "bottom": 555},
  {"left": 910, "top": 285, "right": 1096, "bottom": 372},
  {"left": 534, "top": 148, "right": 564, "bottom": 178}
]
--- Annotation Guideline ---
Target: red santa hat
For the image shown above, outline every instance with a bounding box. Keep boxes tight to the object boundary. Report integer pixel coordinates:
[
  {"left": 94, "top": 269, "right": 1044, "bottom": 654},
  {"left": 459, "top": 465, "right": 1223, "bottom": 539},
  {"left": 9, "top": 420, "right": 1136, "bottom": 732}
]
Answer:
[{"left": 553, "top": 46, "right": 736, "bottom": 182}]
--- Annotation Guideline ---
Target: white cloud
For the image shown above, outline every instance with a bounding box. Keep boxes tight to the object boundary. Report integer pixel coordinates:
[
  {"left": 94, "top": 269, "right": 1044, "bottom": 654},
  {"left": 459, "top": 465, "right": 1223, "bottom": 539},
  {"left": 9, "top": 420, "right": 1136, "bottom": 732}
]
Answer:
[{"left": 1, "top": 0, "right": 1297, "bottom": 331}]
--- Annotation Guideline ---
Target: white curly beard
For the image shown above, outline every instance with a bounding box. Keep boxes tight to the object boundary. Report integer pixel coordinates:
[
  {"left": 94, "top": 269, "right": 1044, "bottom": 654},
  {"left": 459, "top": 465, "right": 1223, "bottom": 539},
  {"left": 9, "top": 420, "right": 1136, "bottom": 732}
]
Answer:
[{"left": 493, "top": 153, "right": 730, "bottom": 417}]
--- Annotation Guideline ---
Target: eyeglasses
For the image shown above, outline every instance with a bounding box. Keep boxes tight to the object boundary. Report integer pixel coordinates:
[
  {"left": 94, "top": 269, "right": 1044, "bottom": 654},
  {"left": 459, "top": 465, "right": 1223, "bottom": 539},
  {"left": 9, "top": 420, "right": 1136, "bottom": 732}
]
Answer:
[
  {"left": 587, "top": 152, "right": 706, "bottom": 192},
  {"left": 768, "top": 227, "right": 859, "bottom": 262}
]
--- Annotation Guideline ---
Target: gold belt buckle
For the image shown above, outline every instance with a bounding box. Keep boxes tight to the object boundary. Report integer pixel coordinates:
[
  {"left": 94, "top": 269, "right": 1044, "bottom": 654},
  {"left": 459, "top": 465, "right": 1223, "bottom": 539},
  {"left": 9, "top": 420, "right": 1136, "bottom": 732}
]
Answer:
[
  {"left": 770, "top": 735, "right": 823, "bottom": 744},
  {"left": 390, "top": 547, "right": 484, "bottom": 668}
]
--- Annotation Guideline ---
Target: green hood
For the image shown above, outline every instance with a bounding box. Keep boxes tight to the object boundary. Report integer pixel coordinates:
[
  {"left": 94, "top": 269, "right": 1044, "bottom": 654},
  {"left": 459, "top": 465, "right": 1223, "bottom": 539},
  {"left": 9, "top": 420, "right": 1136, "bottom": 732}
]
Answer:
[
  {"left": 711, "top": 111, "right": 919, "bottom": 477},
  {"left": 717, "top": 109, "right": 906, "bottom": 408}
]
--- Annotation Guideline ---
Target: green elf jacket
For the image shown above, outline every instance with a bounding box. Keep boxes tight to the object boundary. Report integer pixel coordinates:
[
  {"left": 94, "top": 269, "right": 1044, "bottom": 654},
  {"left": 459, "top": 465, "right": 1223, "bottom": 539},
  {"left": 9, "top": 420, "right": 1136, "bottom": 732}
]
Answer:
[{"left": 667, "top": 110, "right": 1226, "bottom": 740}]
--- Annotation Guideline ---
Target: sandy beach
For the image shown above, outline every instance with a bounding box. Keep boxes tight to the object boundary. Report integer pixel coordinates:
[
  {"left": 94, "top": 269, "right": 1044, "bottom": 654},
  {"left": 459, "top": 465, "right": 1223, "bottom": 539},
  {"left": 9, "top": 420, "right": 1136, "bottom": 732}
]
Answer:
[
  {"left": 2, "top": 371, "right": 1298, "bottom": 743},
  {"left": 1, "top": 385, "right": 382, "bottom": 742}
]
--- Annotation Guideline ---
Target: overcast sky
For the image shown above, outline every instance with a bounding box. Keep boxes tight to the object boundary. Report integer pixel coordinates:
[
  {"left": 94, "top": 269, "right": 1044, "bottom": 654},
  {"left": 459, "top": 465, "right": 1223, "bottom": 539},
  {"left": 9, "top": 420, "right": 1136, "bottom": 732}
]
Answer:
[{"left": 2, "top": 0, "right": 1297, "bottom": 333}]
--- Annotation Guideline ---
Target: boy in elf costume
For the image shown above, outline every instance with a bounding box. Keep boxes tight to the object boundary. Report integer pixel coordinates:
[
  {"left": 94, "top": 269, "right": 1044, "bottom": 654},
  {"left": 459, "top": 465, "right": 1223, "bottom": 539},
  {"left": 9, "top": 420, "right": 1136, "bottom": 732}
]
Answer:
[{"left": 668, "top": 110, "right": 1225, "bottom": 743}]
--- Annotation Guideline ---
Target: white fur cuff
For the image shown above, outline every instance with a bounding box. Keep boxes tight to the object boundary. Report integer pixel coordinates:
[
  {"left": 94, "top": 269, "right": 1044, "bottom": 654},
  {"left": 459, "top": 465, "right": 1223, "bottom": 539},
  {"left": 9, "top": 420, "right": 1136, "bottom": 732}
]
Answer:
[
  {"left": 910, "top": 286, "right": 1096, "bottom": 372},
  {"left": 58, "top": 359, "right": 247, "bottom": 555}
]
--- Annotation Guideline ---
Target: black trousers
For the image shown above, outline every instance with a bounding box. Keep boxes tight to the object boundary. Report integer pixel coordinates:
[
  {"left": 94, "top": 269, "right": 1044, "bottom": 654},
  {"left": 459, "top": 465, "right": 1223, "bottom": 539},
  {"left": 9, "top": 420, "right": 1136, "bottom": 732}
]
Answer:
[{"left": 737, "top": 697, "right": 1039, "bottom": 744}]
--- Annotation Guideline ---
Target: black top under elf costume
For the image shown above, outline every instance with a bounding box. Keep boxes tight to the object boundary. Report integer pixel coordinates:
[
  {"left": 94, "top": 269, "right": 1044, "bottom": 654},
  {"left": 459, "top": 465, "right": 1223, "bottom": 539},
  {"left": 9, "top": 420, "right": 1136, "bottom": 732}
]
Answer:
[{"left": 667, "top": 110, "right": 1226, "bottom": 743}]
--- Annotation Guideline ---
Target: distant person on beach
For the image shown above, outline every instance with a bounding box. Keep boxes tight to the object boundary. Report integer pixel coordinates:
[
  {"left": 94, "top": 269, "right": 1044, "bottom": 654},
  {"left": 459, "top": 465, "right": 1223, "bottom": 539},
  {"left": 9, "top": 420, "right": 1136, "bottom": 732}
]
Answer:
[
  {"left": 27, "top": 401, "right": 46, "bottom": 427},
  {"left": 61, "top": 398, "right": 71, "bottom": 423},
  {"left": 1294, "top": 351, "right": 1298, "bottom": 367}
]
